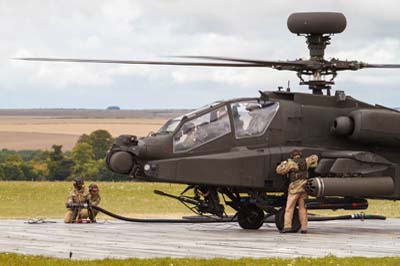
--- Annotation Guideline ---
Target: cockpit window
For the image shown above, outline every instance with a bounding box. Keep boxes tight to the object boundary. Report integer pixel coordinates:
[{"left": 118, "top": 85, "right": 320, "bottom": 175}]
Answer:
[
  {"left": 157, "top": 101, "right": 223, "bottom": 134},
  {"left": 173, "top": 105, "right": 231, "bottom": 153},
  {"left": 157, "top": 117, "right": 182, "bottom": 133},
  {"left": 231, "top": 101, "right": 279, "bottom": 138}
]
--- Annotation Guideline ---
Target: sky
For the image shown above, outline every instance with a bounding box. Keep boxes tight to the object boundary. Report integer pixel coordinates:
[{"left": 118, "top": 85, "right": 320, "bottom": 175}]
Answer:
[{"left": 1, "top": 0, "right": 400, "bottom": 109}]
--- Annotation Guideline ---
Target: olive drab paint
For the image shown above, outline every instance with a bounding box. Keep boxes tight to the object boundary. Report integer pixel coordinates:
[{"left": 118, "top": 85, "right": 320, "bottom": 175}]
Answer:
[{"left": 18, "top": 12, "right": 400, "bottom": 230}]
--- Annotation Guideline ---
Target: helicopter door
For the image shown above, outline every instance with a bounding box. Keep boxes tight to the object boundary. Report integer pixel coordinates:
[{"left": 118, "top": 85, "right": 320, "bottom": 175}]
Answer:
[{"left": 285, "top": 104, "right": 303, "bottom": 145}]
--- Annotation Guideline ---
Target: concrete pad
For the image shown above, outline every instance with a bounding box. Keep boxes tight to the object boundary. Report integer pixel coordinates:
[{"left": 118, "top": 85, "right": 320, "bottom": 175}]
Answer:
[{"left": 0, "top": 219, "right": 399, "bottom": 259}]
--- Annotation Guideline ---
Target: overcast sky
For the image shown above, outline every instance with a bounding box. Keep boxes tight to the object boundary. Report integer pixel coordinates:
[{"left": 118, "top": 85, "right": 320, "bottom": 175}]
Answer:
[{"left": 2, "top": 0, "right": 400, "bottom": 109}]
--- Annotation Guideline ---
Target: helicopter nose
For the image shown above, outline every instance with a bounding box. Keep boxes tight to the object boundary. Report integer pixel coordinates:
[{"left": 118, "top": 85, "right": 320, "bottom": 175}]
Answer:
[
  {"left": 108, "top": 151, "right": 134, "bottom": 174},
  {"left": 106, "top": 134, "right": 145, "bottom": 175}
]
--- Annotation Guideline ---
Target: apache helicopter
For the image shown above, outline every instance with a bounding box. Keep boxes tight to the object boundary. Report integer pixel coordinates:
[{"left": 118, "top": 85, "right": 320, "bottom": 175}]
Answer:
[{"left": 18, "top": 12, "right": 400, "bottom": 231}]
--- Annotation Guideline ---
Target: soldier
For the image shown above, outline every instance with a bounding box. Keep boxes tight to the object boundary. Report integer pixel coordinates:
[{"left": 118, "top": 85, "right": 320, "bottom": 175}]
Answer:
[
  {"left": 64, "top": 177, "right": 89, "bottom": 223},
  {"left": 276, "top": 150, "right": 318, "bottom": 233},
  {"left": 87, "top": 183, "right": 101, "bottom": 222}
]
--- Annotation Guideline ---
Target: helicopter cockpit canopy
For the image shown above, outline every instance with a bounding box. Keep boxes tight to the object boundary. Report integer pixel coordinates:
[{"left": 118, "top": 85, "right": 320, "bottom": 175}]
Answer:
[
  {"left": 157, "top": 117, "right": 182, "bottom": 134},
  {"left": 157, "top": 101, "right": 223, "bottom": 135},
  {"left": 165, "top": 99, "right": 279, "bottom": 153},
  {"left": 231, "top": 101, "right": 279, "bottom": 139},
  {"left": 173, "top": 105, "right": 231, "bottom": 152}
]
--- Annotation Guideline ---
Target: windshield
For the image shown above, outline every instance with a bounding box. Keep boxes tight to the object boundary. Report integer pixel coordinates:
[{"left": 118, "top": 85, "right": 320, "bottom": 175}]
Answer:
[
  {"left": 157, "top": 101, "right": 223, "bottom": 134},
  {"left": 231, "top": 101, "right": 279, "bottom": 138},
  {"left": 157, "top": 117, "right": 182, "bottom": 133},
  {"left": 173, "top": 105, "right": 231, "bottom": 153}
]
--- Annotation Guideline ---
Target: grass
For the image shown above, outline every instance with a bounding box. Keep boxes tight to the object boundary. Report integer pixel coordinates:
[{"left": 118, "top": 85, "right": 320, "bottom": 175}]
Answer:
[
  {"left": 0, "top": 182, "right": 399, "bottom": 264},
  {"left": 0, "top": 181, "right": 190, "bottom": 219},
  {"left": 0, "top": 181, "right": 398, "bottom": 219},
  {"left": 0, "top": 254, "right": 400, "bottom": 266}
]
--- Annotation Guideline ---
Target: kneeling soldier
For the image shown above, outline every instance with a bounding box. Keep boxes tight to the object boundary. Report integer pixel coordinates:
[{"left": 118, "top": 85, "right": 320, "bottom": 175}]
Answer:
[
  {"left": 87, "top": 183, "right": 101, "bottom": 222},
  {"left": 64, "top": 177, "right": 89, "bottom": 223}
]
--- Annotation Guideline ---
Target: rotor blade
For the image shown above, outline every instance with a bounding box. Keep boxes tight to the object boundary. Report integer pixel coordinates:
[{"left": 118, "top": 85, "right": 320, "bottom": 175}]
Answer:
[
  {"left": 172, "top": 55, "right": 305, "bottom": 67},
  {"left": 15, "top": 57, "right": 267, "bottom": 67},
  {"left": 362, "top": 63, "right": 400, "bottom": 69}
]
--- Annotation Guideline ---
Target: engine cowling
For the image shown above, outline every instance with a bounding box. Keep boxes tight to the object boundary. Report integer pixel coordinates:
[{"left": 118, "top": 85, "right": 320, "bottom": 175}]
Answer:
[
  {"left": 332, "top": 109, "right": 400, "bottom": 147},
  {"left": 349, "top": 109, "right": 400, "bottom": 146}
]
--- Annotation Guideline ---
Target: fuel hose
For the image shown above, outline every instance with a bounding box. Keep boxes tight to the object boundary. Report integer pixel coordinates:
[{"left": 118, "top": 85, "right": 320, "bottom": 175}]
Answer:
[
  {"left": 91, "top": 205, "right": 236, "bottom": 223},
  {"left": 92, "top": 205, "right": 385, "bottom": 224}
]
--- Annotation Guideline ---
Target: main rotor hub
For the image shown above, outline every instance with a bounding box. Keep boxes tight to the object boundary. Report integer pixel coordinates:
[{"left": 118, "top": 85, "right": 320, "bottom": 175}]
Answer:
[{"left": 287, "top": 12, "right": 347, "bottom": 95}]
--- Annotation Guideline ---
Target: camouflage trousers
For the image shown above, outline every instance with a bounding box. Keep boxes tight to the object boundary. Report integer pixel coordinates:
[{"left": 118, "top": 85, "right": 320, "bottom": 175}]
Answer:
[
  {"left": 64, "top": 209, "right": 89, "bottom": 223},
  {"left": 283, "top": 192, "right": 308, "bottom": 231}
]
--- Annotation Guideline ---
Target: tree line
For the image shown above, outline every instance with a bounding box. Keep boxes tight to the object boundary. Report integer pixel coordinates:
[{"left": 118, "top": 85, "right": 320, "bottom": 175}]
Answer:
[{"left": 0, "top": 130, "right": 129, "bottom": 181}]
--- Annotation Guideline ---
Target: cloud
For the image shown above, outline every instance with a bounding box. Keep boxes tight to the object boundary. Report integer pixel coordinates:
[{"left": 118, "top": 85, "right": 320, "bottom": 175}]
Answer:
[{"left": 0, "top": 0, "right": 400, "bottom": 108}]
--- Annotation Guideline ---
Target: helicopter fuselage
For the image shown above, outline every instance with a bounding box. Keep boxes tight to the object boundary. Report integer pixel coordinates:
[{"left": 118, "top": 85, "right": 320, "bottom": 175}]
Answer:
[{"left": 106, "top": 90, "right": 400, "bottom": 201}]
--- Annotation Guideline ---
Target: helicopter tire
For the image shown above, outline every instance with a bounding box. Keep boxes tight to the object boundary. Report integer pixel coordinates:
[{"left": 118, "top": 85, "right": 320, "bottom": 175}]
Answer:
[
  {"left": 275, "top": 207, "right": 301, "bottom": 232},
  {"left": 237, "top": 204, "right": 265, "bottom": 230}
]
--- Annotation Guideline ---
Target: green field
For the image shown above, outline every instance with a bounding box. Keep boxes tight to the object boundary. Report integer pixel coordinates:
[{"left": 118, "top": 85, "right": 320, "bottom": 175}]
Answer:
[
  {"left": 0, "top": 182, "right": 399, "bottom": 265},
  {"left": 0, "top": 181, "right": 398, "bottom": 219},
  {"left": 0, "top": 181, "right": 190, "bottom": 218},
  {"left": 1, "top": 254, "right": 399, "bottom": 266}
]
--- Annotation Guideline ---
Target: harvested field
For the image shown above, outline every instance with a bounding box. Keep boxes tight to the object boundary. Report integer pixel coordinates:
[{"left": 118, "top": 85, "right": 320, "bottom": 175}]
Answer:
[
  {"left": 0, "top": 132, "right": 78, "bottom": 150},
  {"left": 0, "top": 118, "right": 165, "bottom": 150},
  {"left": 0, "top": 109, "right": 184, "bottom": 150}
]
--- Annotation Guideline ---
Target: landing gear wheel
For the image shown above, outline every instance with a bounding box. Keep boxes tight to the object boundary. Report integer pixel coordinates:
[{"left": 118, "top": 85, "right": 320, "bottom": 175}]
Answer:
[
  {"left": 237, "top": 204, "right": 265, "bottom": 230},
  {"left": 275, "top": 207, "right": 301, "bottom": 232}
]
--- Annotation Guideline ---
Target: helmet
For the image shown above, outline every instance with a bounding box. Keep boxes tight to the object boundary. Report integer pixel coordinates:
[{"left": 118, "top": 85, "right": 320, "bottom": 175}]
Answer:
[
  {"left": 89, "top": 183, "right": 99, "bottom": 192},
  {"left": 290, "top": 149, "right": 302, "bottom": 158},
  {"left": 73, "top": 177, "right": 84, "bottom": 188}
]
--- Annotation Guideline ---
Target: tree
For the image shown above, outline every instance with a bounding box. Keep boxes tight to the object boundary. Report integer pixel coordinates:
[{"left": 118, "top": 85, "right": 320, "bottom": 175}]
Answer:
[
  {"left": 49, "top": 145, "right": 64, "bottom": 161},
  {"left": 47, "top": 145, "right": 72, "bottom": 181},
  {"left": 2, "top": 162, "right": 25, "bottom": 180},
  {"left": 72, "top": 161, "right": 100, "bottom": 180},
  {"left": 72, "top": 143, "right": 94, "bottom": 164},
  {"left": 0, "top": 150, "right": 22, "bottom": 163},
  {"left": 20, "top": 162, "right": 40, "bottom": 181},
  {"left": 0, "top": 166, "right": 5, "bottom": 180},
  {"left": 71, "top": 142, "right": 98, "bottom": 179},
  {"left": 77, "top": 134, "right": 91, "bottom": 145},
  {"left": 79, "top": 130, "right": 114, "bottom": 160}
]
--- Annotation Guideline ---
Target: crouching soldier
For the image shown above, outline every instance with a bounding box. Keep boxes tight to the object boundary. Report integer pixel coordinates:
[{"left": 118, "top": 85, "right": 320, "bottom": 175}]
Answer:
[
  {"left": 64, "top": 177, "right": 89, "bottom": 223},
  {"left": 276, "top": 150, "right": 318, "bottom": 233},
  {"left": 87, "top": 183, "right": 101, "bottom": 222}
]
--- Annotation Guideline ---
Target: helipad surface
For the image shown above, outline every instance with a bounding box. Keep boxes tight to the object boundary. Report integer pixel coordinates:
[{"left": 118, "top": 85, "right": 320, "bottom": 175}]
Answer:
[{"left": 0, "top": 219, "right": 399, "bottom": 259}]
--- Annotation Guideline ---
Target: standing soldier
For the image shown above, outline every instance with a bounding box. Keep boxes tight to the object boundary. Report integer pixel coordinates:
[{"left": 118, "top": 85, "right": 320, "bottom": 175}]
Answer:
[
  {"left": 64, "top": 177, "right": 88, "bottom": 223},
  {"left": 87, "top": 183, "right": 101, "bottom": 222},
  {"left": 276, "top": 150, "right": 318, "bottom": 233}
]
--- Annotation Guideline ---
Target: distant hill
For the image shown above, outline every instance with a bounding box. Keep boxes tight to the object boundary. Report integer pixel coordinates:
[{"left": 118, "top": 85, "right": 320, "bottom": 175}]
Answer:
[{"left": 0, "top": 109, "right": 192, "bottom": 119}]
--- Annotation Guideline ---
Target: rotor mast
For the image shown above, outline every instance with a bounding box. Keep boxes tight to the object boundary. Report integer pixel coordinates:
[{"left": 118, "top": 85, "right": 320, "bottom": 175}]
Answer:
[
  {"left": 288, "top": 12, "right": 347, "bottom": 95},
  {"left": 303, "top": 34, "right": 334, "bottom": 95}
]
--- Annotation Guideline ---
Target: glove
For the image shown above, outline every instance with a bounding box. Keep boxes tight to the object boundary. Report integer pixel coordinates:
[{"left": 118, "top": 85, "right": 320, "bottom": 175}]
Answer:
[{"left": 306, "top": 155, "right": 319, "bottom": 168}]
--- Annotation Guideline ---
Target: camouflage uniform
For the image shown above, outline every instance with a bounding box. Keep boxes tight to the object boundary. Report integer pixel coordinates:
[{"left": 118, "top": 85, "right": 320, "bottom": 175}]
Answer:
[
  {"left": 276, "top": 153, "right": 318, "bottom": 232},
  {"left": 87, "top": 191, "right": 101, "bottom": 220},
  {"left": 63, "top": 187, "right": 89, "bottom": 223}
]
